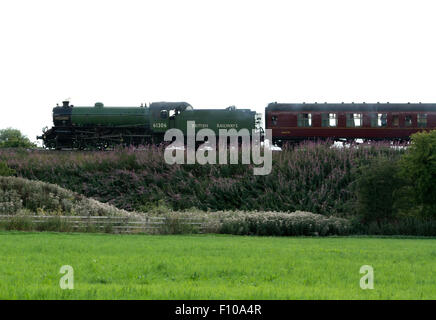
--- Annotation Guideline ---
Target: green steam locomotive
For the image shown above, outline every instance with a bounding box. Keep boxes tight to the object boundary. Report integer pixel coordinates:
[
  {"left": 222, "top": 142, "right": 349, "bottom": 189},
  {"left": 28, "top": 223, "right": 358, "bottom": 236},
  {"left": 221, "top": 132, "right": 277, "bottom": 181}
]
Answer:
[{"left": 37, "top": 101, "right": 260, "bottom": 149}]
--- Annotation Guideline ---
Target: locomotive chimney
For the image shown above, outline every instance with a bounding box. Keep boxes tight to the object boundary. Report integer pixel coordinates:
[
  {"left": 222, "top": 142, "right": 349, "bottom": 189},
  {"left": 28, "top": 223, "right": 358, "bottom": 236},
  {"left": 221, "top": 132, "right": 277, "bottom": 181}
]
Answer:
[{"left": 62, "top": 101, "right": 69, "bottom": 107}]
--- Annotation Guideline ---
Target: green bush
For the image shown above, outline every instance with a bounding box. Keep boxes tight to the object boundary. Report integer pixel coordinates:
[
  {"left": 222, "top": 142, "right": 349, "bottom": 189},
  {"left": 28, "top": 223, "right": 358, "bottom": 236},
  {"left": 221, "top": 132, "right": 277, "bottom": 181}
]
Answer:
[
  {"left": 354, "top": 158, "right": 405, "bottom": 223},
  {"left": 399, "top": 130, "right": 436, "bottom": 217},
  {"left": 0, "top": 161, "right": 15, "bottom": 176}
]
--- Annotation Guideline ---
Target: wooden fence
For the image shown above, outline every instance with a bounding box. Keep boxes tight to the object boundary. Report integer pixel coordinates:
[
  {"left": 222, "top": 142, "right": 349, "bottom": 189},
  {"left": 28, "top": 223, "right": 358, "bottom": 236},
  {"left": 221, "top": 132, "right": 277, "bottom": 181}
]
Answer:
[{"left": 0, "top": 215, "right": 209, "bottom": 234}]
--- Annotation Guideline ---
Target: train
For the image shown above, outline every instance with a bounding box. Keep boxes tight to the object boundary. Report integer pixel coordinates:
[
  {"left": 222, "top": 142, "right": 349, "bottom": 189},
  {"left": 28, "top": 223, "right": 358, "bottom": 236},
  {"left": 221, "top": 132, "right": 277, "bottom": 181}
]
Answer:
[{"left": 37, "top": 101, "right": 436, "bottom": 149}]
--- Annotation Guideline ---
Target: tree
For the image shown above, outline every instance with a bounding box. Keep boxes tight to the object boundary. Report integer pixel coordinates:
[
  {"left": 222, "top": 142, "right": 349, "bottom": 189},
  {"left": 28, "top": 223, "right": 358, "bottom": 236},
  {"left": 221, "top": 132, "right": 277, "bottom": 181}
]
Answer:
[
  {"left": 0, "top": 128, "right": 35, "bottom": 148},
  {"left": 355, "top": 158, "right": 404, "bottom": 223},
  {"left": 400, "top": 130, "right": 436, "bottom": 216}
]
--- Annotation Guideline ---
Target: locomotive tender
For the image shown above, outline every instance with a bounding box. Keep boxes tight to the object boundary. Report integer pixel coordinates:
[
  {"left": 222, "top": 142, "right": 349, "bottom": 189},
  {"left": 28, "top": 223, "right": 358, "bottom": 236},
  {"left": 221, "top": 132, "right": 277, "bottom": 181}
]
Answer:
[
  {"left": 37, "top": 101, "right": 258, "bottom": 149},
  {"left": 265, "top": 102, "right": 436, "bottom": 146}
]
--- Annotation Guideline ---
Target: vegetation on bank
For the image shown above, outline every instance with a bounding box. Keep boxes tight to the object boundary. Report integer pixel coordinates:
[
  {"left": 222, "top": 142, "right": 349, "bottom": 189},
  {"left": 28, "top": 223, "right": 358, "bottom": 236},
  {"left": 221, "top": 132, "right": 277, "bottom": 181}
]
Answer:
[
  {"left": 0, "top": 129, "right": 435, "bottom": 236},
  {"left": 0, "top": 141, "right": 404, "bottom": 215},
  {"left": 2, "top": 174, "right": 433, "bottom": 236},
  {"left": 0, "top": 175, "right": 352, "bottom": 236},
  {"left": 0, "top": 176, "right": 133, "bottom": 217}
]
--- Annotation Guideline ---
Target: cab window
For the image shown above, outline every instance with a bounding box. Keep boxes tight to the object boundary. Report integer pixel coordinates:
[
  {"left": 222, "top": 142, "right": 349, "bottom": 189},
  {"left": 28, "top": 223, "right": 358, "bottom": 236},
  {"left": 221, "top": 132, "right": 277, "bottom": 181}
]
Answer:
[{"left": 160, "top": 110, "right": 168, "bottom": 119}]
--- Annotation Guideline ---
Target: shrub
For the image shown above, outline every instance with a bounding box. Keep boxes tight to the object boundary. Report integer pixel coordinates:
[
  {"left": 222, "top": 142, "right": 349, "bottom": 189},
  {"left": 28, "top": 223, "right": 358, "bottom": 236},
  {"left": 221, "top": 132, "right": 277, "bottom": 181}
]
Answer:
[
  {"left": 0, "top": 161, "right": 15, "bottom": 176},
  {"left": 0, "top": 189, "right": 23, "bottom": 214},
  {"left": 215, "top": 211, "right": 351, "bottom": 236},
  {"left": 351, "top": 217, "right": 436, "bottom": 236},
  {"left": 354, "top": 158, "right": 405, "bottom": 223},
  {"left": 158, "top": 214, "right": 200, "bottom": 234},
  {"left": 399, "top": 130, "right": 436, "bottom": 217}
]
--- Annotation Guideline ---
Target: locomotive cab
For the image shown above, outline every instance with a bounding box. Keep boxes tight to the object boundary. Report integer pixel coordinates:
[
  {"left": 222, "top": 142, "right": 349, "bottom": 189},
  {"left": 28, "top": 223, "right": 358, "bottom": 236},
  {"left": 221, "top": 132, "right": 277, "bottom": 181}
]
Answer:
[{"left": 149, "top": 101, "right": 192, "bottom": 133}]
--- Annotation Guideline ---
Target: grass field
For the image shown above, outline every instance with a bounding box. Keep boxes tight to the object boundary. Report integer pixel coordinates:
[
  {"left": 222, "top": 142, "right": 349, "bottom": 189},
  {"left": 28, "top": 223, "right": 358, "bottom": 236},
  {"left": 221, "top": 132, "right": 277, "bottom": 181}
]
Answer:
[{"left": 0, "top": 231, "right": 435, "bottom": 299}]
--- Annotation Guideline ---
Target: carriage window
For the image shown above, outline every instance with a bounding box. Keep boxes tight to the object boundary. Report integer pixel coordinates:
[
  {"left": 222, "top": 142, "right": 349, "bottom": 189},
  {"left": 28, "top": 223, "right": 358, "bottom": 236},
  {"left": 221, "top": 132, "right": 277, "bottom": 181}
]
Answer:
[
  {"left": 418, "top": 114, "right": 427, "bottom": 127},
  {"left": 405, "top": 115, "right": 412, "bottom": 127},
  {"left": 347, "top": 113, "right": 362, "bottom": 127},
  {"left": 371, "top": 113, "right": 389, "bottom": 127},
  {"left": 370, "top": 113, "right": 378, "bottom": 127},
  {"left": 322, "top": 113, "right": 337, "bottom": 127},
  {"left": 298, "top": 113, "right": 312, "bottom": 127},
  {"left": 378, "top": 113, "right": 387, "bottom": 127},
  {"left": 321, "top": 114, "right": 328, "bottom": 127},
  {"left": 160, "top": 110, "right": 168, "bottom": 119},
  {"left": 346, "top": 114, "right": 353, "bottom": 127},
  {"left": 271, "top": 115, "right": 278, "bottom": 126},
  {"left": 392, "top": 115, "right": 399, "bottom": 127}
]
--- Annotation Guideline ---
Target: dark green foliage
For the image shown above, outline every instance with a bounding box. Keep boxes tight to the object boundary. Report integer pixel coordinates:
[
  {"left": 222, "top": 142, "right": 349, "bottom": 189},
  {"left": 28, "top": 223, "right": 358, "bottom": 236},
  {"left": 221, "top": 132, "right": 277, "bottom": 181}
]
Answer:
[
  {"left": 354, "top": 158, "right": 405, "bottom": 223},
  {"left": 351, "top": 217, "right": 436, "bottom": 236},
  {"left": 0, "top": 128, "right": 35, "bottom": 148},
  {"left": 34, "top": 217, "right": 74, "bottom": 232},
  {"left": 158, "top": 215, "right": 200, "bottom": 234},
  {"left": 0, "top": 161, "right": 15, "bottom": 176},
  {"left": 0, "top": 216, "right": 34, "bottom": 231},
  {"left": 399, "top": 130, "right": 436, "bottom": 216},
  {"left": 0, "top": 216, "right": 74, "bottom": 232}
]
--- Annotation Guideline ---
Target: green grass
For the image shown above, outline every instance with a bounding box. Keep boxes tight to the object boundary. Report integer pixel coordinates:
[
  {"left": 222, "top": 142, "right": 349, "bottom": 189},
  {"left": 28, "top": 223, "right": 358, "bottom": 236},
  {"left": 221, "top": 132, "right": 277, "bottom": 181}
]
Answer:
[{"left": 0, "top": 231, "right": 435, "bottom": 299}]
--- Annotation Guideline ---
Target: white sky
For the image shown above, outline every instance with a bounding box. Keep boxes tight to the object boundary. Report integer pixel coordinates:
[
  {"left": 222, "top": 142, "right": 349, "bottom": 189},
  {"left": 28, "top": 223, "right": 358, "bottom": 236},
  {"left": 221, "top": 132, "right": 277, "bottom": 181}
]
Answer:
[{"left": 1, "top": 0, "right": 436, "bottom": 145}]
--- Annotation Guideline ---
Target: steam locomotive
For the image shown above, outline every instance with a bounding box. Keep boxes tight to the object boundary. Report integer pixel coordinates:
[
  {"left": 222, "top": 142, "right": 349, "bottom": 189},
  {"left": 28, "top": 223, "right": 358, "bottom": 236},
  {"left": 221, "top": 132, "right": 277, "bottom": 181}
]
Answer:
[{"left": 37, "top": 101, "right": 260, "bottom": 149}]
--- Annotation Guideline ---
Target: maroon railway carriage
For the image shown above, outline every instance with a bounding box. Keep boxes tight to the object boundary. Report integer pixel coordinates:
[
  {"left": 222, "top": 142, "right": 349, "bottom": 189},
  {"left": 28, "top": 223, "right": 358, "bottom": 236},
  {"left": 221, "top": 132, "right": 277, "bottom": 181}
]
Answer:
[{"left": 265, "top": 102, "right": 436, "bottom": 145}]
